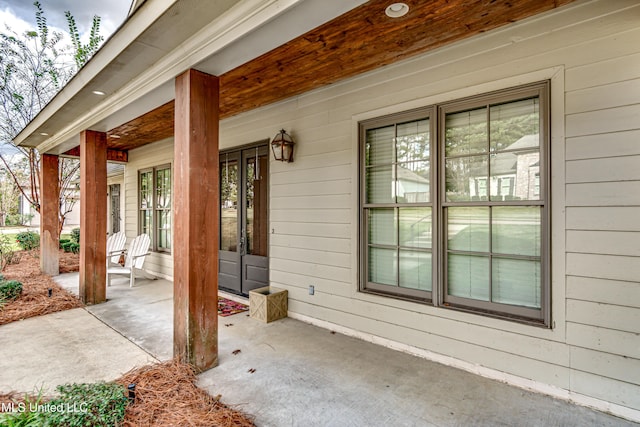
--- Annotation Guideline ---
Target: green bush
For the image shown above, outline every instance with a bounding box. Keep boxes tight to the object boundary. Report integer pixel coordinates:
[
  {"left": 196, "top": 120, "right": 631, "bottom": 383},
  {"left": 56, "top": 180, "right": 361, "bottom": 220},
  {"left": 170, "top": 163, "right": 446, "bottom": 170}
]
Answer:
[
  {"left": 0, "top": 280, "right": 23, "bottom": 301},
  {"left": 59, "top": 238, "right": 70, "bottom": 249},
  {"left": 5, "top": 213, "right": 34, "bottom": 226},
  {"left": 44, "top": 382, "right": 127, "bottom": 427},
  {"left": 69, "top": 243, "right": 80, "bottom": 254},
  {"left": 70, "top": 228, "right": 80, "bottom": 244},
  {"left": 0, "top": 235, "right": 17, "bottom": 271},
  {"left": 61, "top": 242, "right": 74, "bottom": 253},
  {"left": 15, "top": 231, "right": 40, "bottom": 251}
]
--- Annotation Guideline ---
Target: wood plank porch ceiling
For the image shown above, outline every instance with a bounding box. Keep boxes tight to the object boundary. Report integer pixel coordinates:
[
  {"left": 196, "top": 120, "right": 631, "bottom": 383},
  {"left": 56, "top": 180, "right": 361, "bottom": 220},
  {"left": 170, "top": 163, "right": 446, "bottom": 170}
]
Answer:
[{"left": 105, "top": 0, "right": 574, "bottom": 152}]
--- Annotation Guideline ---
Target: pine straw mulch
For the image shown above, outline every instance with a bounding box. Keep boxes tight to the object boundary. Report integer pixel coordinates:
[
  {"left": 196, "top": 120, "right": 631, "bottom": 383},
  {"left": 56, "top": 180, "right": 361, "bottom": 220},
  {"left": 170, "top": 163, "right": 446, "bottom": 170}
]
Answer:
[
  {"left": 0, "top": 359, "right": 256, "bottom": 427},
  {"left": 117, "top": 359, "right": 255, "bottom": 426},
  {"left": 0, "top": 249, "right": 83, "bottom": 326}
]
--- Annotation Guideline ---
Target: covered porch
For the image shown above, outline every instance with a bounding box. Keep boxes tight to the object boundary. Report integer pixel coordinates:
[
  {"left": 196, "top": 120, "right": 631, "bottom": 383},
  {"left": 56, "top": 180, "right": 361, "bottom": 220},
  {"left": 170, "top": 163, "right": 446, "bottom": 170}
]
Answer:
[{"left": 44, "top": 273, "right": 633, "bottom": 427}]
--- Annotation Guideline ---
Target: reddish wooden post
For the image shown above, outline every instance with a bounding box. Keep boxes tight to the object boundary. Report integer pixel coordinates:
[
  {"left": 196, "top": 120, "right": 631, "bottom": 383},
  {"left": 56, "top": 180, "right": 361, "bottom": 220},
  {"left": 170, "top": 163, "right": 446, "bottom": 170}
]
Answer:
[
  {"left": 79, "top": 130, "right": 107, "bottom": 304},
  {"left": 40, "top": 154, "right": 59, "bottom": 275},
  {"left": 173, "top": 69, "right": 220, "bottom": 371}
]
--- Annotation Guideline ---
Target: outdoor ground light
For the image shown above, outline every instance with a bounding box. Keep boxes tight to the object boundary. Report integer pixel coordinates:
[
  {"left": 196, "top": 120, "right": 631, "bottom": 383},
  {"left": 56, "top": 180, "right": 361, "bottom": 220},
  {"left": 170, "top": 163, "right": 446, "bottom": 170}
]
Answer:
[{"left": 271, "top": 129, "right": 295, "bottom": 162}]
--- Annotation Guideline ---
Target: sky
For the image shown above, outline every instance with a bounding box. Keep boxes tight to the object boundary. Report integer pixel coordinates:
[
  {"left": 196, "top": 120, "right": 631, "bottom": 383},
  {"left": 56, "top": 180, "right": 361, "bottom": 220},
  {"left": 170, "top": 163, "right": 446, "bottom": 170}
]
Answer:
[{"left": 0, "top": 0, "right": 132, "bottom": 42}]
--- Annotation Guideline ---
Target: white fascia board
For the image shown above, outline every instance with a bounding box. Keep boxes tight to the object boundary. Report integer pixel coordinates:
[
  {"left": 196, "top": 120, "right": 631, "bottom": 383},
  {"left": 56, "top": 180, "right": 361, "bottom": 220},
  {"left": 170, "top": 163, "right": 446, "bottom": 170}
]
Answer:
[
  {"left": 33, "top": 0, "right": 305, "bottom": 155},
  {"left": 14, "top": 0, "right": 178, "bottom": 148}
]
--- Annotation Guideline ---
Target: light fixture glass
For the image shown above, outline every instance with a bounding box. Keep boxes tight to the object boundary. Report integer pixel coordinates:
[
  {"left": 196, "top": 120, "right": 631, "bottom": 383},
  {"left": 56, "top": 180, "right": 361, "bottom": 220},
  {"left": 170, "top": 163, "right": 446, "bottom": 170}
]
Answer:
[
  {"left": 385, "top": 2, "right": 409, "bottom": 18},
  {"left": 92, "top": 90, "right": 106, "bottom": 96},
  {"left": 39, "top": 132, "right": 49, "bottom": 136},
  {"left": 271, "top": 129, "right": 295, "bottom": 163}
]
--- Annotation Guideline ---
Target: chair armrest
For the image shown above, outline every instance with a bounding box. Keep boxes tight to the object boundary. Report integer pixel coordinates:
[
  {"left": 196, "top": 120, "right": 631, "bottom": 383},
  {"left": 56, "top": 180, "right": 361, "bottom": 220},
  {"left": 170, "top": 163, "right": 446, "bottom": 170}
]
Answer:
[
  {"left": 107, "top": 249, "right": 127, "bottom": 256},
  {"left": 131, "top": 252, "right": 151, "bottom": 260}
]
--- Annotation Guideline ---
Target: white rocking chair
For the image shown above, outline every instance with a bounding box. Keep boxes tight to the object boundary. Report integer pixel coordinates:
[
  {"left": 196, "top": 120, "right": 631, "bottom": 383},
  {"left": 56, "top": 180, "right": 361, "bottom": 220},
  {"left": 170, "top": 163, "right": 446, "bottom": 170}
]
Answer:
[
  {"left": 106, "top": 231, "right": 127, "bottom": 267},
  {"left": 107, "top": 234, "right": 153, "bottom": 287}
]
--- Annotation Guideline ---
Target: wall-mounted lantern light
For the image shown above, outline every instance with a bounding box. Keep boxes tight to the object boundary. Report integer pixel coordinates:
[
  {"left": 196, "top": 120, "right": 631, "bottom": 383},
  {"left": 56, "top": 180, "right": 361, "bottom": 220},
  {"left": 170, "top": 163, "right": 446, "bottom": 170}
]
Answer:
[{"left": 271, "top": 129, "right": 295, "bottom": 163}]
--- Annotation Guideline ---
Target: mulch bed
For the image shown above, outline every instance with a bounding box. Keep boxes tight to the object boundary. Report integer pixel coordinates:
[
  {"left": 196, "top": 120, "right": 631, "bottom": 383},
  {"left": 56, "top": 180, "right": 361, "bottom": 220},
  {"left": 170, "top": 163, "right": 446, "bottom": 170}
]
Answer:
[
  {"left": 0, "top": 359, "right": 256, "bottom": 427},
  {"left": 117, "top": 359, "right": 255, "bottom": 426},
  {"left": 0, "top": 249, "right": 83, "bottom": 326},
  {"left": 0, "top": 250, "right": 257, "bottom": 426}
]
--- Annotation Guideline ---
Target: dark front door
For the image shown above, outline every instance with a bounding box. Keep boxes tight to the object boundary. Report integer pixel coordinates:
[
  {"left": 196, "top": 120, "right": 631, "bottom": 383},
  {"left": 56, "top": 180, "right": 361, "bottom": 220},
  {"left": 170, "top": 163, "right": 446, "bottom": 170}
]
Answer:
[{"left": 219, "top": 144, "right": 269, "bottom": 295}]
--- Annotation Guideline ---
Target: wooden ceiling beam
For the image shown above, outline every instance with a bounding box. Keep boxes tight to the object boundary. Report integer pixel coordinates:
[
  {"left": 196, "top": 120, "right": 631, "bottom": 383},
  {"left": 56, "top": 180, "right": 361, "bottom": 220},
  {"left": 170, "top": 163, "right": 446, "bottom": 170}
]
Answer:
[{"left": 63, "top": 146, "right": 129, "bottom": 163}]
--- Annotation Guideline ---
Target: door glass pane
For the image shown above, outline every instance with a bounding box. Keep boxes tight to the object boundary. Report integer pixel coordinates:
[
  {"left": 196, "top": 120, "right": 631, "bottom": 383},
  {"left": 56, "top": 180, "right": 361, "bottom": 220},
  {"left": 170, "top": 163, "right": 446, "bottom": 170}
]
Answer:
[
  {"left": 399, "top": 208, "right": 431, "bottom": 249},
  {"left": 221, "top": 159, "right": 238, "bottom": 252},
  {"left": 448, "top": 254, "right": 489, "bottom": 301},
  {"left": 246, "top": 153, "right": 268, "bottom": 256},
  {"left": 445, "top": 107, "right": 487, "bottom": 156},
  {"left": 368, "top": 247, "right": 396, "bottom": 286},
  {"left": 368, "top": 208, "right": 396, "bottom": 246},
  {"left": 399, "top": 250, "right": 431, "bottom": 291},
  {"left": 492, "top": 258, "right": 541, "bottom": 308},
  {"left": 492, "top": 207, "right": 541, "bottom": 256},
  {"left": 447, "top": 207, "right": 489, "bottom": 252}
]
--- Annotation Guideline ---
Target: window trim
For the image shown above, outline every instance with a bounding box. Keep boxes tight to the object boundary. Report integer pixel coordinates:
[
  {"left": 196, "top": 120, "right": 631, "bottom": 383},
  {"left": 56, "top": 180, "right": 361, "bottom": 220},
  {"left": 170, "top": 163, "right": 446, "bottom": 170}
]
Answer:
[
  {"left": 359, "top": 81, "right": 551, "bottom": 326},
  {"left": 138, "top": 163, "right": 172, "bottom": 254}
]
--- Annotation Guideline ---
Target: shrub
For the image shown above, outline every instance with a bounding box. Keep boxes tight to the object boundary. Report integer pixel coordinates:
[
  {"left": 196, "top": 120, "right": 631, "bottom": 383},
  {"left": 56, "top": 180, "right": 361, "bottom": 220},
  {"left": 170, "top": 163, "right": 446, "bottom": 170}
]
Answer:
[
  {"left": 59, "top": 238, "right": 70, "bottom": 249},
  {"left": 70, "top": 228, "right": 80, "bottom": 244},
  {"left": 0, "top": 235, "right": 17, "bottom": 271},
  {"left": 69, "top": 243, "right": 80, "bottom": 254},
  {"left": 45, "top": 382, "right": 127, "bottom": 427},
  {"left": 61, "top": 242, "right": 74, "bottom": 252},
  {"left": 0, "top": 280, "right": 23, "bottom": 301},
  {"left": 15, "top": 231, "right": 40, "bottom": 251}
]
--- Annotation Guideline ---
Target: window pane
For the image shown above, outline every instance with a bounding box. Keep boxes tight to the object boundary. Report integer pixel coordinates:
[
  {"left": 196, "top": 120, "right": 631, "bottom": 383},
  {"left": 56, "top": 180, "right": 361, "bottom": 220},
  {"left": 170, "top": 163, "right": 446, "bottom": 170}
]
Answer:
[
  {"left": 490, "top": 98, "right": 539, "bottom": 153},
  {"left": 490, "top": 150, "right": 540, "bottom": 201},
  {"left": 445, "top": 107, "right": 487, "bottom": 156},
  {"left": 445, "top": 155, "right": 488, "bottom": 202},
  {"left": 492, "top": 207, "right": 541, "bottom": 257},
  {"left": 156, "top": 168, "right": 171, "bottom": 208},
  {"left": 400, "top": 250, "right": 431, "bottom": 291},
  {"left": 369, "top": 247, "right": 396, "bottom": 286},
  {"left": 366, "top": 125, "right": 394, "bottom": 166},
  {"left": 140, "top": 171, "right": 153, "bottom": 209},
  {"left": 399, "top": 208, "right": 431, "bottom": 249},
  {"left": 492, "top": 258, "right": 541, "bottom": 308},
  {"left": 157, "top": 210, "right": 171, "bottom": 250},
  {"left": 448, "top": 254, "right": 489, "bottom": 301},
  {"left": 448, "top": 207, "right": 489, "bottom": 252},
  {"left": 397, "top": 119, "right": 430, "bottom": 163},
  {"left": 140, "top": 210, "right": 152, "bottom": 239},
  {"left": 368, "top": 209, "right": 396, "bottom": 246},
  {"left": 397, "top": 161, "right": 429, "bottom": 203},
  {"left": 366, "top": 165, "right": 394, "bottom": 204}
]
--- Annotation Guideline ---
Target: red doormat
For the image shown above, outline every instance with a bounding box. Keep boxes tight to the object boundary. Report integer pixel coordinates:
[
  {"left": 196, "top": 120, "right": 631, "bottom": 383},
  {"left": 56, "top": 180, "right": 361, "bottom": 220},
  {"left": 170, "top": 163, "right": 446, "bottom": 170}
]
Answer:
[{"left": 218, "top": 297, "right": 249, "bottom": 317}]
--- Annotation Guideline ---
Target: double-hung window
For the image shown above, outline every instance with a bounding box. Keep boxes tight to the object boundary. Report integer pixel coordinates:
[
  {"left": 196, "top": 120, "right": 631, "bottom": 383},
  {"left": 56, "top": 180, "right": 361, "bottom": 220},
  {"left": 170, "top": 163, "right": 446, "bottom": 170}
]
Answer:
[
  {"left": 139, "top": 164, "right": 172, "bottom": 252},
  {"left": 360, "top": 81, "right": 549, "bottom": 325}
]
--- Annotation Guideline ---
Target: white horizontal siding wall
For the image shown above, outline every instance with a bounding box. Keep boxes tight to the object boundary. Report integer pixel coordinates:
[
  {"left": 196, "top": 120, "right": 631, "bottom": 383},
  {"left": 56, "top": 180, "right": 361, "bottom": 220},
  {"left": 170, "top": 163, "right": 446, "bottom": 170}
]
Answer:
[
  {"left": 218, "top": 0, "right": 640, "bottom": 419},
  {"left": 124, "top": 138, "right": 174, "bottom": 279}
]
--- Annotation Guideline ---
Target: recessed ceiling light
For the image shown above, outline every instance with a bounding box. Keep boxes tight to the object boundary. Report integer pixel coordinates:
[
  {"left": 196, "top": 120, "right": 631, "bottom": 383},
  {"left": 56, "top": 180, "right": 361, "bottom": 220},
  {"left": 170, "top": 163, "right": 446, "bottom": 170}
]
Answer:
[
  {"left": 385, "top": 2, "right": 409, "bottom": 18},
  {"left": 39, "top": 132, "right": 49, "bottom": 136},
  {"left": 110, "top": 134, "right": 121, "bottom": 139},
  {"left": 92, "top": 90, "right": 106, "bottom": 96}
]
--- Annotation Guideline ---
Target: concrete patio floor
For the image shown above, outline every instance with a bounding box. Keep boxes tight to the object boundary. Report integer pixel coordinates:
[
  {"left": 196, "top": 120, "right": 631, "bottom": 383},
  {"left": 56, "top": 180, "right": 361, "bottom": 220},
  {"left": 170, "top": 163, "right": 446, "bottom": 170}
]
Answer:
[{"left": 0, "top": 273, "right": 635, "bottom": 426}]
